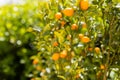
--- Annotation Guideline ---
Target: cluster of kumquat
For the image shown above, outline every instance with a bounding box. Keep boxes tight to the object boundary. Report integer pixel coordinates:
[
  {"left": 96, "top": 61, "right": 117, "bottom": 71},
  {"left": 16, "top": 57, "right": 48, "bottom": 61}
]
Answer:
[{"left": 30, "top": 0, "right": 120, "bottom": 80}]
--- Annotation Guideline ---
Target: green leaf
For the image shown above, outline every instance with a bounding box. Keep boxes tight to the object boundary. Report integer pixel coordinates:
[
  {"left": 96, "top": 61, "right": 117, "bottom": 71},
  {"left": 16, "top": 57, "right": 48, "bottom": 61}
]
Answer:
[
  {"left": 112, "top": 0, "right": 120, "bottom": 3},
  {"left": 30, "top": 56, "right": 37, "bottom": 60},
  {"left": 57, "top": 75, "right": 66, "bottom": 80},
  {"left": 54, "top": 29, "right": 66, "bottom": 44},
  {"left": 81, "top": 28, "right": 88, "bottom": 34}
]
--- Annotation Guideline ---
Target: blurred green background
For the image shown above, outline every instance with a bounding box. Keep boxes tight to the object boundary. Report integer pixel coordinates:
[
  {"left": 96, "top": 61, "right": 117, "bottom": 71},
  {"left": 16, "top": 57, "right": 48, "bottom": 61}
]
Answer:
[{"left": 0, "top": 0, "right": 40, "bottom": 80}]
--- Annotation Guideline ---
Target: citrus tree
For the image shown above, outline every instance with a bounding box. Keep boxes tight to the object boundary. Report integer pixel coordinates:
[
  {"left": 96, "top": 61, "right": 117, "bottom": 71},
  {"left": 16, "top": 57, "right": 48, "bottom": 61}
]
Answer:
[{"left": 30, "top": 0, "right": 120, "bottom": 80}]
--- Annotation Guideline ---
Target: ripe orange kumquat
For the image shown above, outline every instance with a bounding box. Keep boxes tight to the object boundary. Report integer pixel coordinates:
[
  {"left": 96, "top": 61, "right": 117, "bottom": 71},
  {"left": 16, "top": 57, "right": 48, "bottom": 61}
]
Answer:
[
  {"left": 36, "top": 66, "right": 41, "bottom": 71},
  {"left": 75, "top": 74, "right": 80, "bottom": 79},
  {"left": 33, "top": 58, "right": 39, "bottom": 65},
  {"left": 60, "top": 50, "right": 67, "bottom": 58},
  {"left": 81, "top": 36, "right": 90, "bottom": 43},
  {"left": 82, "top": 22, "right": 87, "bottom": 28},
  {"left": 55, "top": 12, "right": 62, "bottom": 19},
  {"left": 31, "top": 78, "right": 35, "bottom": 80},
  {"left": 62, "top": 8, "right": 74, "bottom": 16},
  {"left": 100, "top": 64, "right": 105, "bottom": 70},
  {"left": 71, "top": 24, "right": 78, "bottom": 30},
  {"left": 61, "top": 20, "right": 66, "bottom": 27},
  {"left": 66, "top": 51, "right": 75, "bottom": 60},
  {"left": 53, "top": 41, "right": 58, "bottom": 47},
  {"left": 88, "top": 47, "right": 93, "bottom": 51},
  {"left": 79, "top": 33, "right": 84, "bottom": 39},
  {"left": 80, "top": 0, "right": 89, "bottom": 11},
  {"left": 52, "top": 53, "right": 60, "bottom": 61},
  {"left": 94, "top": 47, "right": 100, "bottom": 53}
]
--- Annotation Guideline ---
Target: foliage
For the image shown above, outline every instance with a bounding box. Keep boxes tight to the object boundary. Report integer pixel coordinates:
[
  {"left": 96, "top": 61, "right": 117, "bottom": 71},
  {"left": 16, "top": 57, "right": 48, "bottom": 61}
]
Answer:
[
  {"left": 30, "top": 0, "right": 120, "bottom": 80},
  {"left": 0, "top": 1, "right": 39, "bottom": 80}
]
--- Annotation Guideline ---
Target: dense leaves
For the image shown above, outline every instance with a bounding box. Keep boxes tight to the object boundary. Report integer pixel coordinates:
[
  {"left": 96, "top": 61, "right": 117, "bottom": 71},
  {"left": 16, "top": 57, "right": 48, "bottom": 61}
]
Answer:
[
  {"left": 30, "top": 0, "right": 120, "bottom": 80},
  {"left": 0, "top": 1, "right": 39, "bottom": 80}
]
